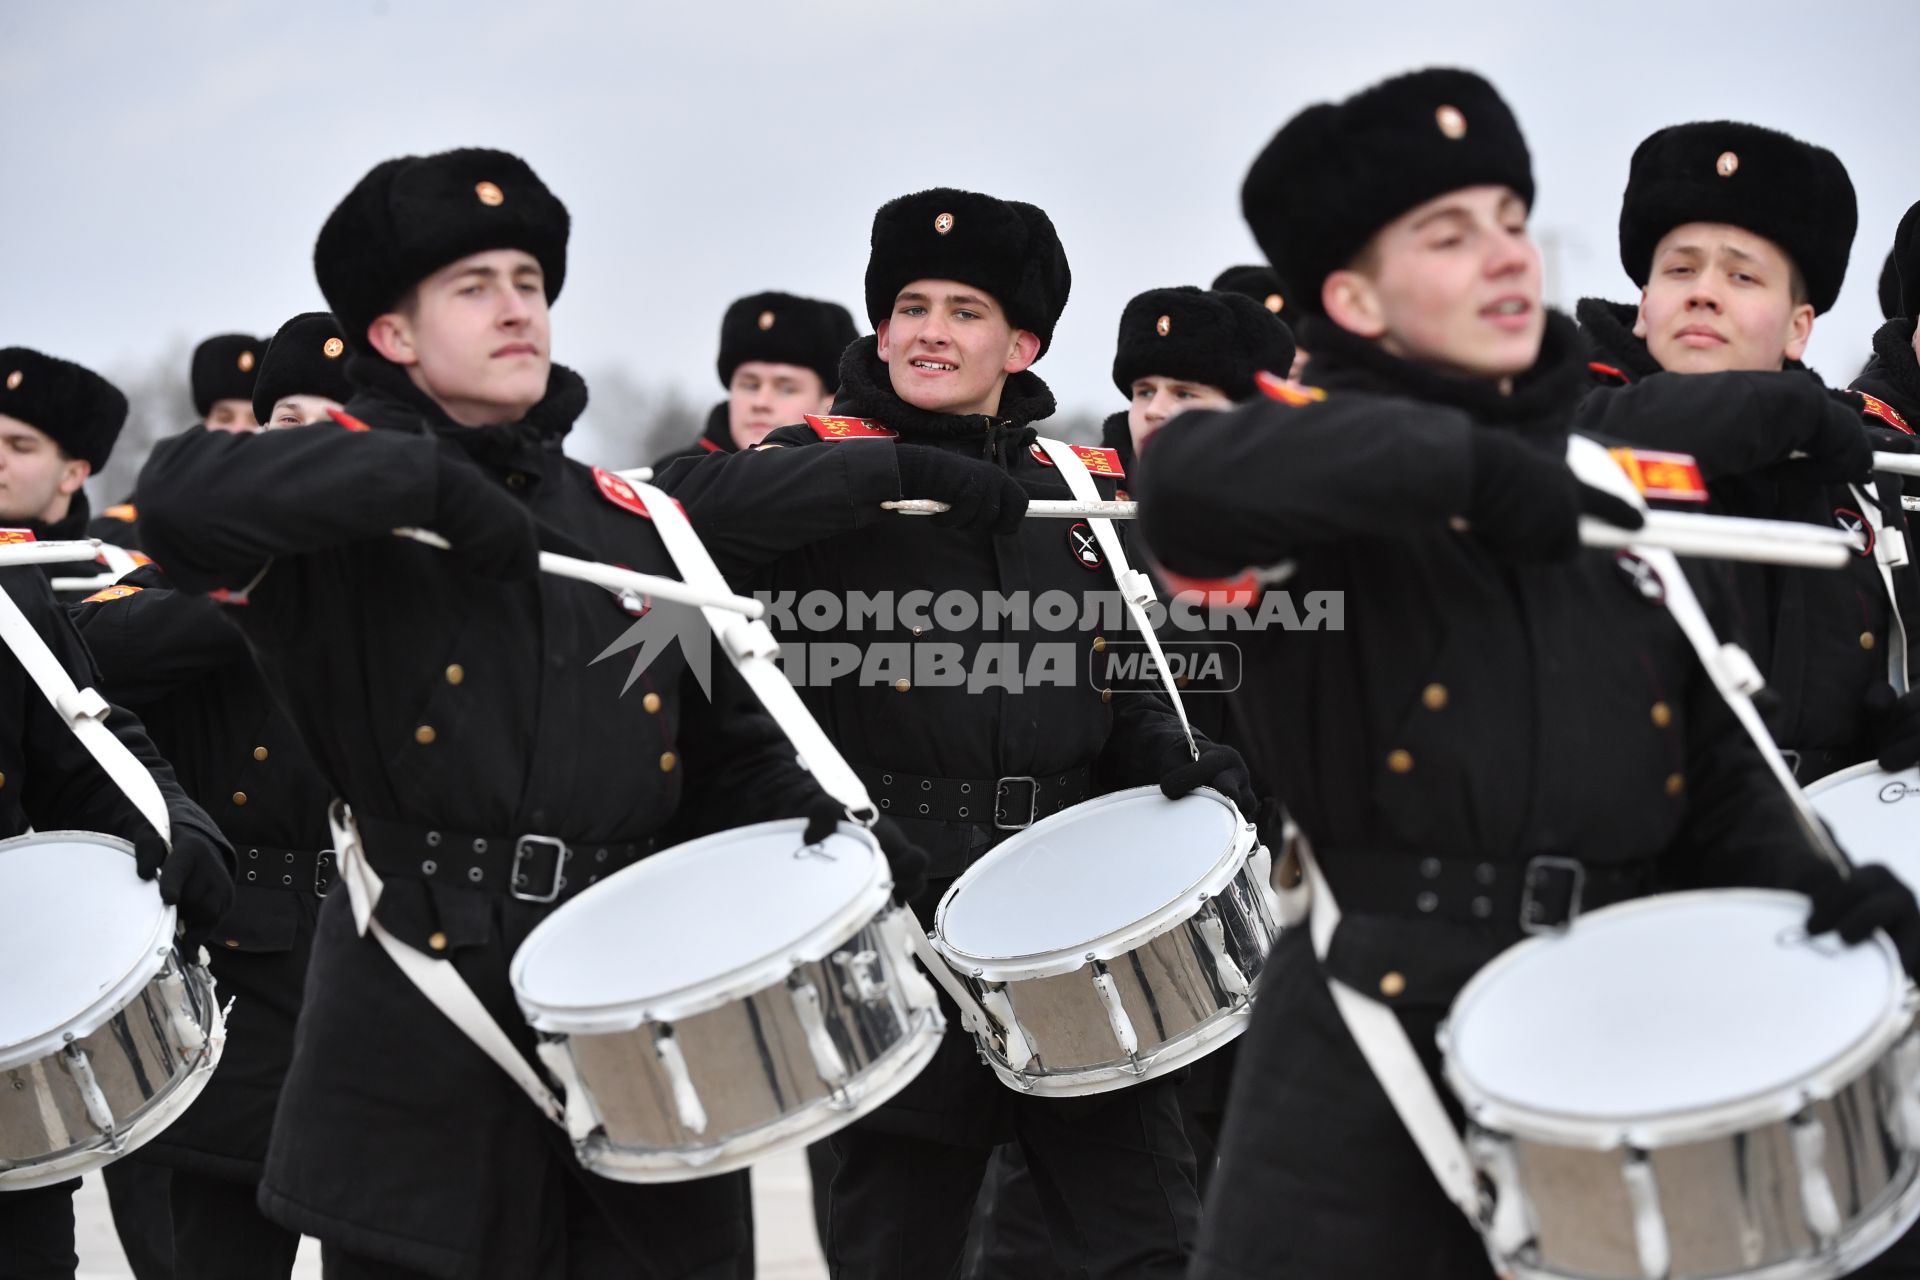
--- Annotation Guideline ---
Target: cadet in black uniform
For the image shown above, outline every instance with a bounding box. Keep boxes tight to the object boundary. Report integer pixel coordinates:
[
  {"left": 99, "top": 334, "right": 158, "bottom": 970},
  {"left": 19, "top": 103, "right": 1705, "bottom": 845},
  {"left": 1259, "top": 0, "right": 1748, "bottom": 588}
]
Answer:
[
  {"left": 0, "top": 565, "right": 232, "bottom": 1280},
  {"left": 70, "top": 312, "right": 357, "bottom": 1280},
  {"left": 1133, "top": 68, "right": 1920, "bottom": 1280},
  {"left": 653, "top": 292, "right": 858, "bottom": 469},
  {"left": 665, "top": 186, "right": 1251, "bottom": 1280},
  {"left": 1574, "top": 124, "right": 1920, "bottom": 788},
  {"left": 136, "top": 147, "right": 918, "bottom": 1280}
]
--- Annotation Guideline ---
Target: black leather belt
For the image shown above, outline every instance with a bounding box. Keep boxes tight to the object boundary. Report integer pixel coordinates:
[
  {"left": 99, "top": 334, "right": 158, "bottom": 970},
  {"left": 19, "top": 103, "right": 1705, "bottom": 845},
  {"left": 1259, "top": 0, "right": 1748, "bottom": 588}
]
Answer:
[
  {"left": 353, "top": 815, "right": 655, "bottom": 905},
  {"left": 238, "top": 845, "right": 335, "bottom": 897},
  {"left": 1325, "top": 851, "right": 1659, "bottom": 934},
  {"left": 854, "top": 764, "right": 1093, "bottom": 830}
]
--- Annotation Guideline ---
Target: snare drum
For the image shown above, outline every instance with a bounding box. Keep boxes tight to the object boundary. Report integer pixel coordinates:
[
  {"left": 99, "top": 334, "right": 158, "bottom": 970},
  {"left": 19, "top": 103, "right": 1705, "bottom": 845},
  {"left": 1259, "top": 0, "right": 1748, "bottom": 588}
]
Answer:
[
  {"left": 510, "top": 819, "right": 943, "bottom": 1182},
  {"left": 0, "top": 831, "right": 225, "bottom": 1190},
  {"left": 930, "top": 785, "right": 1279, "bottom": 1097},
  {"left": 1806, "top": 762, "right": 1920, "bottom": 889},
  {"left": 1442, "top": 890, "right": 1920, "bottom": 1280}
]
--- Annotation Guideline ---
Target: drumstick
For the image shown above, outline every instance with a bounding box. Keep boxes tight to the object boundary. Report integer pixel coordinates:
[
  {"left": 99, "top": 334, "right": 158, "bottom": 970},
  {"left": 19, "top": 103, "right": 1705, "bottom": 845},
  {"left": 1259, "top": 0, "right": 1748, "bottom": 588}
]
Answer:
[
  {"left": 1873, "top": 452, "right": 1920, "bottom": 477},
  {"left": 0, "top": 538, "right": 103, "bottom": 568},
  {"left": 393, "top": 528, "right": 766, "bottom": 618},
  {"left": 884, "top": 498, "right": 1139, "bottom": 519}
]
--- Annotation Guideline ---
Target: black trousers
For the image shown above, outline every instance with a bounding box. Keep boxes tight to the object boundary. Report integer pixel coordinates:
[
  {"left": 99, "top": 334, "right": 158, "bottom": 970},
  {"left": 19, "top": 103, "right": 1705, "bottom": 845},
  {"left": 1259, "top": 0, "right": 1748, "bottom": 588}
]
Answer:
[
  {"left": 824, "top": 1075, "right": 1198, "bottom": 1280},
  {"left": 102, "top": 1160, "right": 174, "bottom": 1280},
  {"left": 0, "top": 1181, "right": 76, "bottom": 1280},
  {"left": 166, "top": 1171, "right": 302, "bottom": 1279}
]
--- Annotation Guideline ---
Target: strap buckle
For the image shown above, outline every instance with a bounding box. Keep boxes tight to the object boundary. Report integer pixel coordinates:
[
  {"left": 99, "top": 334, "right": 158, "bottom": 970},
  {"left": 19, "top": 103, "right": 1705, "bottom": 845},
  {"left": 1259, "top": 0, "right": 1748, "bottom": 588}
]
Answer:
[
  {"left": 510, "top": 835, "right": 572, "bottom": 903},
  {"left": 314, "top": 850, "right": 335, "bottom": 898},
  {"left": 994, "top": 776, "right": 1039, "bottom": 830},
  {"left": 1519, "top": 855, "right": 1586, "bottom": 936}
]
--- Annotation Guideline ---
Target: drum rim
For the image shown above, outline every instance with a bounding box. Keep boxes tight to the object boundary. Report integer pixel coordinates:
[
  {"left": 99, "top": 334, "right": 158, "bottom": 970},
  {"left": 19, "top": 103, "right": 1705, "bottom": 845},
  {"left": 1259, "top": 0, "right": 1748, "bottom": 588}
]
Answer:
[
  {"left": 1440, "top": 888, "right": 1912, "bottom": 1149},
  {"left": 510, "top": 818, "right": 892, "bottom": 1031},
  {"left": 930, "top": 785, "right": 1254, "bottom": 982},
  {"left": 1804, "top": 758, "right": 1917, "bottom": 798},
  {"left": 0, "top": 830, "right": 176, "bottom": 1073}
]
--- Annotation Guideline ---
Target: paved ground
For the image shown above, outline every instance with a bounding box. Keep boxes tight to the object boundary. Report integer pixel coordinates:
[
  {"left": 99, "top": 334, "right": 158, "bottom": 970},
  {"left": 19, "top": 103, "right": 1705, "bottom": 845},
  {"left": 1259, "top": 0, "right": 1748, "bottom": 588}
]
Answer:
[{"left": 74, "top": 1152, "right": 828, "bottom": 1278}]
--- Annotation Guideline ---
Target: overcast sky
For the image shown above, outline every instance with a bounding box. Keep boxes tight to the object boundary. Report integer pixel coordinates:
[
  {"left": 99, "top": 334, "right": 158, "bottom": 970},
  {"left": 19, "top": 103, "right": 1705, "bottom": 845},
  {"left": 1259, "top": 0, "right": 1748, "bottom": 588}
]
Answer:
[{"left": 5, "top": 0, "right": 1915, "bottom": 458}]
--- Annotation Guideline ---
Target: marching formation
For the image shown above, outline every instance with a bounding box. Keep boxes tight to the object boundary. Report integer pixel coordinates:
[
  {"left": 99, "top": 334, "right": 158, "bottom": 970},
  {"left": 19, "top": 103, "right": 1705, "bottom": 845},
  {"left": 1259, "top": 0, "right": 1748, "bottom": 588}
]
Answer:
[{"left": 4, "top": 59, "right": 1920, "bottom": 1280}]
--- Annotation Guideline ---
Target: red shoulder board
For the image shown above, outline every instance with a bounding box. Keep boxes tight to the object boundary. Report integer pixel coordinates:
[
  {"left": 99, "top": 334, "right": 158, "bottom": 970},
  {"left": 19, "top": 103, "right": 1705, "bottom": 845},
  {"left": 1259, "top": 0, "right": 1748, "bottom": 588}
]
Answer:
[
  {"left": 1158, "top": 567, "right": 1262, "bottom": 609},
  {"left": 0, "top": 528, "right": 36, "bottom": 544},
  {"left": 1608, "top": 446, "right": 1708, "bottom": 504},
  {"left": 1588, "top": 361, "right": 1632, "bottom": 386},
  {"left": 592, "top": 467, "right": 684, "bottom": 521},
  {"left": 103, "top": 503, "right": 138, "bottom": 523},
  {"left": 1855, "top": 391, "right": 1915, "bottom": 436},
  {"left": 805, "top": 414, "right": 898, "bottom": 440},
  {"left": 698, "top": 436, "right": 726, "bottom": 453},
  {"left": 82, "top": 583, "right": 142, "bottom": 604},
  {"left": 1026, "top": 443, "right": 1127, "bottom": 477},
  {"left": 325, "top": 407, "right": 372, "bottom": 433},
  {"left": 1254, "top": 370, "right": 1327, "bottom": 406},
  {"left": 207, "top": 588, "right": 249, "bottom": 606}
]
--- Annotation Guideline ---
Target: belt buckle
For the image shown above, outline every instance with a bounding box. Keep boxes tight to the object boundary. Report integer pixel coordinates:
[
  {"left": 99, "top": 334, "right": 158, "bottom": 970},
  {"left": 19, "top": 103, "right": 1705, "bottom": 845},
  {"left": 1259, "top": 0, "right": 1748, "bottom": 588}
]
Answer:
[
  {"left": 994, "top": 776, "right": 1039, "bottom": 831},
  {"left": 511, "top": 835, "right": 572, "bottom": 903},
  {"left": 314, "top": 850, "right": 335, "bottom": 898},
  {"left": 1519, "top": 855, "right": 1586, "bottom": 936}
]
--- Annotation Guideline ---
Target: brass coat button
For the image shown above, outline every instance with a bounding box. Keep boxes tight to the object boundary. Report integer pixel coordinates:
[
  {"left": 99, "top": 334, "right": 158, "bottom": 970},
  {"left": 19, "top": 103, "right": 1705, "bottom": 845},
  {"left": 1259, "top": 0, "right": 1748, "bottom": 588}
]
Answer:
[
  {"left": 643, "top": 692, "right": 662, "bottom": 713},
  {"left": 225, "top": 939, "right": 240, "bottom": 949},
  {"left": 1651, "top": 702, "right": 1672, "bottom": 728},
  {"left": 1862, "top": 632, "right": 1877, "bottom": 651},
  {"left": 415, "top": 725, "right": 437, "bottom": 745},
  {"left": 893, "top": 678, "right": 912, "bottom": 693},
  {"left": 0, "top": 771, "right": 7, "bottom": 788},
  {"left": 445, "top": 664, "right": 465, "bottom": 685},
  {"left": 253, "top": 746, "right": 269, "bottom": 761},
  {"left": 1387, "top": 749, "right": 1414, "bottom": 774},
  {"left": 1421, "top": 683, "right": 1448, "bottom": 711},
  {"left": 232, "top": 791, "right": 248, "bottom": 806},
  {"left": 1101, "top": 688, "right": 1113, "bottom": 704},
  {"left": 428, "top": 931, "right": 449, "bottom": 951},
  {"left": 1092, "top": 636, "right": 1107, "bottom": 653},
  {"left": 1665, "top": 772, "right": 1685, "bottom": 797},
  {"left": 660, "top": 751, "right": 678, "bottom": 773},
  {"left": 1379, "top": 971, "right": 1407, "bottom": 998}
]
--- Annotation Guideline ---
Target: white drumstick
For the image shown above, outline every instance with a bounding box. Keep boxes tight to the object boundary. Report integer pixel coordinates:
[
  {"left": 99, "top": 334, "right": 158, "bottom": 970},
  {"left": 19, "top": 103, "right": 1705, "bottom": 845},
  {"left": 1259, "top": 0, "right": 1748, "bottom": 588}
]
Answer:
[
  {"left": 0, "top": 538, "right": 103, "bottom": 568},
  {"left": 1873, "top": 452, "right": 1920, "bottom": 477},
  {"left": 393, "top": 528, "right": 765, "bottom": 618},
  {"left": 884, "top": 498, "right": 1138, "bottom": 519}
]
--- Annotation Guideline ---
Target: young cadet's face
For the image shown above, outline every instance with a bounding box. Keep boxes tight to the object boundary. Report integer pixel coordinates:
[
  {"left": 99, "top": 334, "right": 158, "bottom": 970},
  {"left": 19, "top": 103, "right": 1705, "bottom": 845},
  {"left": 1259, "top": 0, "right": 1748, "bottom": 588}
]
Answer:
[
  {"left": 728, "top": 362, "right": 830, "bottom": 449},
  {"left": 876, "top": 280, "right": 1038, "bottom": 418},
  {"left": 204, "top": 398, "right": 258, "bottom": 433},
  {"left": 371, "top": 248, "right": 551, "bottom": 427},
  {"left": 1127, "top": 376, "right": 1232, "bottom": 456},
  {"left": 0, "top": 414, "right": 88, "bottom": 524},
  {"left": 1326, "top": 185, "right": 1544, "bottom": 380},
  {"left": 1633, "top": 223, "right": 1814, "bottom": 373},
  {"left": 265, "top": 394, "right": 344, "bottom": 429}
]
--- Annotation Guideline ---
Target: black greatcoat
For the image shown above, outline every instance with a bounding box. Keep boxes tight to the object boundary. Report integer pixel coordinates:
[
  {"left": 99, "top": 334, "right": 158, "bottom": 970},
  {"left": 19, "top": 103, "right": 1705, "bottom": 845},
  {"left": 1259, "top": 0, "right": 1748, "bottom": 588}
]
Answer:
[
  {"left": 134, "top": 360, "right": 835, "bottom": 1279},
  {"left": 73, "top": 563, "right": 331, "bottom": 1181},
  {"left": 1134, "top": 314, "right": 1831, "bottom": 1280}
]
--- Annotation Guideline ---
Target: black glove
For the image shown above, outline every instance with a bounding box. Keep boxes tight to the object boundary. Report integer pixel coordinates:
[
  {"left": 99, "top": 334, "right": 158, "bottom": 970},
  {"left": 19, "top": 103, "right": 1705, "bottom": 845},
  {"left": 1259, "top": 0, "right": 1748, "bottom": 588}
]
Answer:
[
  {"left": 1865, "top": 682, "right": 1920, "bottom": 771},
  {"left": 1158, "top": 743, "right": 1260, "bottom": 820},
  {"left": 803, "top": 796, "right": 930, "bottom": 905},
  {"left": 895, "top": 444, "right": 1028, "bottom": 535},
  {"left": 1777, "top": 396, "right": 1874, "bottom": 484},
  {"left": 1867, "top": 424, "right": 1919, "bottom": 458},
  {"left": 1805, "top": 863, "right": 1920, "bottom": 980},
  {"left": 1466, "top": 429, "right": 1644, "bottom": 561},
  {"left": 135, "top": 819, "right": 234, "bottom": 939},
  {"left": 431, "top": 453, "right": 540, "bottom": 580}
]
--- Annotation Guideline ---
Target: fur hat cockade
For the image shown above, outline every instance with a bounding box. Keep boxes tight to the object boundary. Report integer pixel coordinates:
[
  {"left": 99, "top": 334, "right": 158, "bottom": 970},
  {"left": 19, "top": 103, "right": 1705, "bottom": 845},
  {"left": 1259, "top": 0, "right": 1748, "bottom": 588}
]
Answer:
[
  {"left": 864, "top": 187, "right": 1071, "bottom": 358},
  {"left": 315, "top": 147, "right": 569, "bottom": 353}
]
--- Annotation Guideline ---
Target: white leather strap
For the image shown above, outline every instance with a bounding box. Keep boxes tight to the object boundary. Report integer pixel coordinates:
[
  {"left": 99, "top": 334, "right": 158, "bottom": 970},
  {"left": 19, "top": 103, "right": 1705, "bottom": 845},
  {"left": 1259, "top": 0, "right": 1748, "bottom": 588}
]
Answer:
[
  {"left": 0, "top": 575, "right": 170, "bottom": 847},
  {"left": 1851, "top": 481, "right": 1910, "bottom": 694},
  {"left": 1032, "top": 437, "right": 1197, "bottom": 760}
]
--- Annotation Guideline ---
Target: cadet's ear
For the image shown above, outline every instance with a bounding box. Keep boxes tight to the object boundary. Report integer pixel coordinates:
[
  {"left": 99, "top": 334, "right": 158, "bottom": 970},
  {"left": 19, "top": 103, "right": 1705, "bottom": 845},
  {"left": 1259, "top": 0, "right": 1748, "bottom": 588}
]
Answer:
[
  {"left": 874, "top": 318, "right": 893, "bottom": 365},
  {"left": 367, "top": 313, "right": 418, "bottom": 366},
  {"left": 56, "top": 456, "right": 90, "bottom": 497},
  {"left": 1632, "top": 290, "right": 1650, "bottom": 341},
  {"left": 1323, "top": 270, "right": 1386, "bottom": 339},
  {"left": 1003, "top": 328, "right": 1041, "bottom": 375},
  {"left": 1782, "top": 303, "right": 1816, "bottom": 364}
]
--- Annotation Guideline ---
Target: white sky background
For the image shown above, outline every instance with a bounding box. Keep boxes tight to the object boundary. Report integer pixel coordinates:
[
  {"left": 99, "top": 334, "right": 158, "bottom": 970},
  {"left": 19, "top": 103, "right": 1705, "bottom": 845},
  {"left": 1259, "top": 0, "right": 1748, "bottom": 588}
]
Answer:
[{"left": 4, "top": 0, "right": 1915, "bottom": 462}]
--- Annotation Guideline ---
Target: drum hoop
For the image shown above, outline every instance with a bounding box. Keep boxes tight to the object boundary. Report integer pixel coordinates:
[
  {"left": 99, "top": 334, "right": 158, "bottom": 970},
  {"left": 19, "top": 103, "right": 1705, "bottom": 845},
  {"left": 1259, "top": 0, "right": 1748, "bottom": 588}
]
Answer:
[
  {"left": 0, "top": 830, "right": 176, "bottom": 1073},
  {"left": 1441, "top": 888, "right": 1913, "bottom": 1150},
  {"left": 510, "top": 818, "right": 891, "bottom": 1033},
  {"left": 1804, "top": 757, "right": 1914, "bottom": 799},
  {"left": 931, "top": 786, "right": 1255, "bottom": 983}
]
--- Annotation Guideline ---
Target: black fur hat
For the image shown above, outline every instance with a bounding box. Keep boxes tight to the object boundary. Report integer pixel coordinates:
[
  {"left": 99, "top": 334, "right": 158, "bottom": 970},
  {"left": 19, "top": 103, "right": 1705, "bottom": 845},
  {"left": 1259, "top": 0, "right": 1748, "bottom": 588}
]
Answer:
[
  {"left": 190, "top": 333, "right": 265, "bottom": 416},
  {"left": 1111, "top": 286, "right": 1295, "bottom": 400},
  {"left": 0, "top": 347, "right": 129, "bottom": 470},
  {"left": 1210, "top": 265, "right": 1289, "bottom": 317},
  {"left": 1893, "top": 199, "right": 1920, "bottom": 320},
  {"left": 1882, "top": 249, "right": 1903, "bottom": 321},
  {"left": 716, "top": 292, "right": 859, "bottom": 390},
  {"left": 315, "top": 147, "right": 569, "bottom": 353},
  {"left": 1242, "top": 68, "right": 1533, "bottom": 318},
  {"left": 864, "top": 187, "right": 1071, "bottom": 358},
  {"left": 1619, "top": 121, "right": 1855, "bottom": 314},
  {"left": 252, "top": 313, "right": 355, "bottom": 423}
]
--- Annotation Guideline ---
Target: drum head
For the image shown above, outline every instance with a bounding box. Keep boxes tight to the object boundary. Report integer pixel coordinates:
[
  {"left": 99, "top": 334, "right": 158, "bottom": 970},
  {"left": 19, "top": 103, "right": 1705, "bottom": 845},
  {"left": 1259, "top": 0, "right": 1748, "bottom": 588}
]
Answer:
[
  {"left": 0, "top": 831, "right": 170, "bottom": 1070},
  {"left": 938, "top": 787, "right": 1241, "bottom": 964},
  {"left": 1446, "top": 890, "right": 1904, "bottom": 1133},
  {"left": 512, "top": 820, "right": 886, "bottom": 1027},
  {"left": 1808, "top": 762, "right": 1920, "bottom": 889}
]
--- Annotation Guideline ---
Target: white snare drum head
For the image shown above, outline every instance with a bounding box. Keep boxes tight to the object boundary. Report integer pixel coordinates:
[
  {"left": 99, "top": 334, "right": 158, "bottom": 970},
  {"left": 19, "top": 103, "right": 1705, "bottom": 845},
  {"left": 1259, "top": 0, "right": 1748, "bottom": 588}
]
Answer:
[
  {"left": 1446, "top": 890, "right": 1903, "bottom": 1131},
  {"left": 938, "top": 787, "right": 1241, "bottom": 963},
  {"left": 0, "top": 831, "right": 170, "bottom": 1068},
  {"left": 512, "top": 820, "right": 886, "bottom": 1027},
  {"left": 1807, "top": 763, "right": 1920, "bottom": 890}
]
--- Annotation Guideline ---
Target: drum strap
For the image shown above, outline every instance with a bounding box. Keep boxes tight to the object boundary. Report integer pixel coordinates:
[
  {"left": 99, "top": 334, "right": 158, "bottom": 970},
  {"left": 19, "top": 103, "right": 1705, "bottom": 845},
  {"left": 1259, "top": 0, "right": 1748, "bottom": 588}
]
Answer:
[
  {"left": 1293, "top": 829, "right": 1485, "bottom": 1223},
  {"left": 0, "top": 574, "right": 171, "bottom": 847},
  {"left": 1851, "top": 481, "right": 1910, "bottom": 695},
  {"left": 1032, "top": 437, "right": 1197, "bottom": 760}
]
